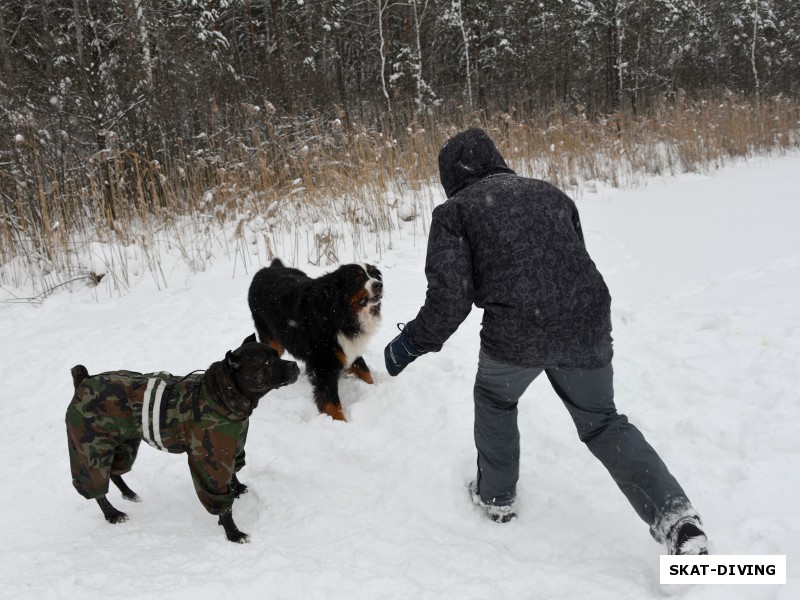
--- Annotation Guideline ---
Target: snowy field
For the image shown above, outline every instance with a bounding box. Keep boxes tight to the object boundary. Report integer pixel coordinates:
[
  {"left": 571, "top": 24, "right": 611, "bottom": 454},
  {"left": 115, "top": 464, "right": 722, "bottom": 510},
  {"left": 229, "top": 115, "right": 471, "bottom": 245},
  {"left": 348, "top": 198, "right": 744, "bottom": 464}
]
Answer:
[{"left": 1, "top": 153, "right": 798, "bottom": 599}]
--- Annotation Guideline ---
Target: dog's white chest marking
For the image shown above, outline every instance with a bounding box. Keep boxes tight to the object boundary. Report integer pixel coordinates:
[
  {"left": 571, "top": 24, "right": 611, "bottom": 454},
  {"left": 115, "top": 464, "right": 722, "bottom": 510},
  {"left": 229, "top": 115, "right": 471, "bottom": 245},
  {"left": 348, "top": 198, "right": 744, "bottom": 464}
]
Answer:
[
  {"left": 337, "top": 264, "right": 382, "bottom": 367},
  {"left": 337, "top": 308, "right": 381, "bottom": 367},
  {"left": 337, "top": 331, "right": 370, "bottom": 367}
]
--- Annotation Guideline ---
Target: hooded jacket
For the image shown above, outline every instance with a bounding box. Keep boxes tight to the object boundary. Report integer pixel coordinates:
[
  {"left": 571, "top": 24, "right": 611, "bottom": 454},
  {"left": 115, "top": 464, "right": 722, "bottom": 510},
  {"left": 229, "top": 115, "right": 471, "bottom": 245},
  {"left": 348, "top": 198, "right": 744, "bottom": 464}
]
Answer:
[{"left": 408, "top": 128, "right": 613, "bottom": 369}]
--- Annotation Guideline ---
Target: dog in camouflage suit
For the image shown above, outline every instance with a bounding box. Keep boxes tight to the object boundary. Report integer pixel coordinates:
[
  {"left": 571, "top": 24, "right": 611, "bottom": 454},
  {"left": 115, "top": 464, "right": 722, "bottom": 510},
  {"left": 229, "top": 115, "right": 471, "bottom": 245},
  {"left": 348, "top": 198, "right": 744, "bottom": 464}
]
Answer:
[{"left": 65, "top": 334, "right": 299, "bottom": 543}]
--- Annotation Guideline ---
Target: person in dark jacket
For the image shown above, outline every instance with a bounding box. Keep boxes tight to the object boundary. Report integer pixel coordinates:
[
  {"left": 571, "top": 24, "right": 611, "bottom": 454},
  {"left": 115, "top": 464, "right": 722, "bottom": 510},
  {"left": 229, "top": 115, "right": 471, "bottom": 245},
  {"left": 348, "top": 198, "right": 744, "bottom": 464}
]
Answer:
[{"left": 384, "top": 127, "right": 708, "bottom": 555}]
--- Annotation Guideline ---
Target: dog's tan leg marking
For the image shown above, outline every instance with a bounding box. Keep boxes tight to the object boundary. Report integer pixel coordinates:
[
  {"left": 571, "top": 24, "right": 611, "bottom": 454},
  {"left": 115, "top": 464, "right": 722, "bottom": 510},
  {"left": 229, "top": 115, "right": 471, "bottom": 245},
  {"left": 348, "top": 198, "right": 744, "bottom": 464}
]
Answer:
[
  {"left": 267, "top": 340, "right": 285, "bottom": 356},
  {"left": 344, "top": 356, "right": 374, "bottom": 384},
  {"left": 337, "top": 350, "right": 374, "bottom": 384},
  {"left": 321, "top": 402, "right": 346, "bottom": 421},
  {"left": 345, "top": 364, "right": 374, "bottom": 384}
]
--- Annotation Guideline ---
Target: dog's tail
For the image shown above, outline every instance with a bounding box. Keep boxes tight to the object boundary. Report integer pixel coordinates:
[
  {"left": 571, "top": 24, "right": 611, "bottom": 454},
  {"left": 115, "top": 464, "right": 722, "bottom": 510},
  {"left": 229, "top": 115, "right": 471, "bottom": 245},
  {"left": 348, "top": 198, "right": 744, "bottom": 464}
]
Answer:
[
  {"left": 270, "top": 258, "right": 285, "bottom": 268},
  {"left": 71, "top": 365, "right": 90, "bottom": 389}
]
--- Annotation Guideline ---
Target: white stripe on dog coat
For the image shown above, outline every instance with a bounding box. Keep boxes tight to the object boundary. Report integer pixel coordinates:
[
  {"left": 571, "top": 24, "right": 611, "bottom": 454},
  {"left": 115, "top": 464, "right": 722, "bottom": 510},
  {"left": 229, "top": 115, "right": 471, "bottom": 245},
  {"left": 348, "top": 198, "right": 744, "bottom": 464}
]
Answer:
[{"left": 141, "top": 376, "right": 168, "bottom": 451}]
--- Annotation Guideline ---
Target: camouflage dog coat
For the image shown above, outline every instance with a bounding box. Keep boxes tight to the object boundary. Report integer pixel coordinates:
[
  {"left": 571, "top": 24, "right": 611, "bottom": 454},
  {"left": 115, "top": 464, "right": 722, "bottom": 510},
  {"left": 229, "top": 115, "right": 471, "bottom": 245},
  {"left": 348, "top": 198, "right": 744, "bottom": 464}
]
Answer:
[{"left": 66, "top": 370, "right": 248, "bottom": 515}]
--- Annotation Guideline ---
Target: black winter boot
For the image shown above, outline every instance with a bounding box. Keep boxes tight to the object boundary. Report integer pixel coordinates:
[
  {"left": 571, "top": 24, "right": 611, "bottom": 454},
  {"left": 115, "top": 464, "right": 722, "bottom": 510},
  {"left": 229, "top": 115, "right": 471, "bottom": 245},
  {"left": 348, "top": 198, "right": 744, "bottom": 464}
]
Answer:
[
  {"left": 467, "top": 480, "right": 517, "bottom": 523},
  {"left": 666, "top": 516, "right": 709, "bottom": 555}
]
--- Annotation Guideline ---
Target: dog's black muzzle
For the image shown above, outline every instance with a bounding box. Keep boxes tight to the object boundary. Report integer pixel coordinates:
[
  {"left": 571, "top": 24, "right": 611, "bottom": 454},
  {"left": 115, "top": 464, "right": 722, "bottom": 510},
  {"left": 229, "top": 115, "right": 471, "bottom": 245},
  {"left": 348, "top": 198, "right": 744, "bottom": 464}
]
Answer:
[{"left": 279, "top": 361, "right": 301, "bottom": 386}]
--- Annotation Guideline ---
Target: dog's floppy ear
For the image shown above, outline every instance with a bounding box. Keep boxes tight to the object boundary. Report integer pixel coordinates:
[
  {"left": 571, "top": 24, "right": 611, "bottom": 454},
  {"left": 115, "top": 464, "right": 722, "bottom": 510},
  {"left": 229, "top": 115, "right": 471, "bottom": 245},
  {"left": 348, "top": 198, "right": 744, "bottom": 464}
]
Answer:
[
  {"left": 242, "top": 333, "right": 257, "bottom": 345},
  {"left": 226, "top": 350, "right": 241, "bottom": 370}
]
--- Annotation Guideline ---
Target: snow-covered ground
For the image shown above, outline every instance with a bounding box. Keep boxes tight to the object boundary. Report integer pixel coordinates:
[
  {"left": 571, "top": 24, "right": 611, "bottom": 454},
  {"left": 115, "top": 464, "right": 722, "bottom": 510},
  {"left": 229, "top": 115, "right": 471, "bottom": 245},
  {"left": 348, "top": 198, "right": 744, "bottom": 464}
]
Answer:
[{"left": 1, "top": 153, "right": 798, "bottom": 599}]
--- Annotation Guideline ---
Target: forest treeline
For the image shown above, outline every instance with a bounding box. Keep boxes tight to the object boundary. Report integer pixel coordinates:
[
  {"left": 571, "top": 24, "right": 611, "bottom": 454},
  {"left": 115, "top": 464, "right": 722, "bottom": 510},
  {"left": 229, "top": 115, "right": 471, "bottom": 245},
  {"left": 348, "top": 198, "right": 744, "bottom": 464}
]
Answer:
[
  {"left": 1, "top": 1, "right": 799, "bottom": 295},
  {"left": 2, "top": 1, "right": 799, "bottom": 147}
]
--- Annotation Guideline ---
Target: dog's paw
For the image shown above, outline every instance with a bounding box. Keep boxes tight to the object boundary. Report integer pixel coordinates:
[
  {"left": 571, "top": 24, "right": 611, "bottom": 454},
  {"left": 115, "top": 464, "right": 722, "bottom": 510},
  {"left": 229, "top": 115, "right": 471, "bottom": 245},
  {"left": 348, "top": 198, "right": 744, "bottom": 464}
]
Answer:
[
  {"left": 97, "top": 497, "right": 129, "bottom": 524},
  {"left": 122, "top": 492, "right": 142, "bottom": 503},
  {"left": 105, "top": 511, "right": 129, "bottom": 524},
  {"left": 227, "top": 530, "right": 250, "bottom": 544},
  {"left": 320, "top": 402, "right": 347, "bottom": 421},
  {"left": 218, "top": 511, "right": 250, "bottom": 543}
]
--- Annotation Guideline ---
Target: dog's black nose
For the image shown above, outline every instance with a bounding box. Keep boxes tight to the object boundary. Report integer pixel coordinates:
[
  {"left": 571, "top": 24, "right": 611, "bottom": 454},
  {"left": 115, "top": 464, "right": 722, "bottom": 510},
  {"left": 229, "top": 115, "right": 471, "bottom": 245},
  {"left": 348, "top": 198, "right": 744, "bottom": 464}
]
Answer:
[
  {"left": 285, "top": 362, "right": 301, "bottom": 384},
  {"left": 372, "top": 281, "right": 383, "bottom": 293}
]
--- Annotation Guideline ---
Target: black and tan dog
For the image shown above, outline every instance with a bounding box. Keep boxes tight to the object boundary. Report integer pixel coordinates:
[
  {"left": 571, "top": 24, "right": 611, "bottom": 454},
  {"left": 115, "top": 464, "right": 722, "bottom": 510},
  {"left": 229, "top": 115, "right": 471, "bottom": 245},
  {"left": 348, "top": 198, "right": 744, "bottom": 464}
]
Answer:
[
  {"left": 65, "top": 334, "right": 299, "bottom": 543},
  {"left": 248, "top": 259, "right": 383, "bottom": 421}
]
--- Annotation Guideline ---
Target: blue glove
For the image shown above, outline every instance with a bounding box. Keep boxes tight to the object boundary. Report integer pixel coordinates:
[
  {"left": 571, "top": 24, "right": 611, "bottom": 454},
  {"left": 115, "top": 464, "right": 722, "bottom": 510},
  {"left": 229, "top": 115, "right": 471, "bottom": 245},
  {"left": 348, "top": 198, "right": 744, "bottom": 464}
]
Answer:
[{"left": 384, "top": 321, "right": 428, "bottom": 376}]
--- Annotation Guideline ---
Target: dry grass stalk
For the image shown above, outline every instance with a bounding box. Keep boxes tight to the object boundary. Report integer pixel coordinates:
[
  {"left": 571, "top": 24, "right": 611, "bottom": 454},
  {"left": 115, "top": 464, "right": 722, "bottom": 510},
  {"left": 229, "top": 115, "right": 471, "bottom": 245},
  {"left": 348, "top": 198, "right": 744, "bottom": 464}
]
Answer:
[{"left": 1, "top": 94, "right": 798, "bottom": 298}]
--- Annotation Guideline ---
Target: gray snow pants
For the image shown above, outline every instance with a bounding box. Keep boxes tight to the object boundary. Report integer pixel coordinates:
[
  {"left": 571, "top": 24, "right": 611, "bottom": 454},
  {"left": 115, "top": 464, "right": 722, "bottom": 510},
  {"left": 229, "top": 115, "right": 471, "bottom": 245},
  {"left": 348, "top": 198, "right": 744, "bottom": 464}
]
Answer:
[{"left": 473, "top": 349, "right": 698, "bottom": 542}]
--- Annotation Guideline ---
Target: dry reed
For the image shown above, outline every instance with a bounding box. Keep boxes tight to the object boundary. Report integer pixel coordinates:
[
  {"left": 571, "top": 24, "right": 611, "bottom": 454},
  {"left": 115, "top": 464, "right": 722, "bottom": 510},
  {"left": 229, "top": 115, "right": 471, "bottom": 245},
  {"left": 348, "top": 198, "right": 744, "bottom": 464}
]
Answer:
[{"left": 1, "top": 93, "right": 798, "bottom": 300}]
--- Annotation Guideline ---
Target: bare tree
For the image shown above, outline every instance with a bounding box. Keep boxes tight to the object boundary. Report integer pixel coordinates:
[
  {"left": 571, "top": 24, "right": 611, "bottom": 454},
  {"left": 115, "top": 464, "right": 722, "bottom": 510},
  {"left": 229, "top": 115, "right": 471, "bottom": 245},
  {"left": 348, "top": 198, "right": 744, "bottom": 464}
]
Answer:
[
  {"left": 456, "top": 0, "right": 473, "bottom": 108},
  {"left": 377, "top": 0, "right": 392, "bottom": 112}
]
